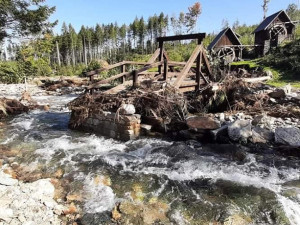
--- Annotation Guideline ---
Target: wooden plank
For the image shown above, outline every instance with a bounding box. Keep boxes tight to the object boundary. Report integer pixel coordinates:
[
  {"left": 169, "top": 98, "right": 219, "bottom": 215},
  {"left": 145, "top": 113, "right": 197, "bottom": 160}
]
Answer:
[
  {"left": 88, "top": 72, "right": 128, "bottom": 89},
  {"left": 123, "top": 61, "right": 148, "bottom": 65},
  {"left": 147, "top": 48, "right": 160, "bottom": 64},
  {"left": 163, "top": 50, "right": 170, "bottom": 61},
  {"left": 196, "top": 50, "right": 202, "bottom": 90},
  {"left": 88, "top": 61, "right": 163, "bottom": 90},
  {"left": 168, "top": 61, "right": 197, "bottom": 67},
  {"left": 201, "top": 46, "right": 212, "bottom": 77},
  {"left": 86, "top": 61, "right": 127, "bottom": 76},
  {"left": 179, "top": 86, "right": 197, "bottom": 93},
  {"left": 104, "top": 80, "right": 132, "bottom": 94},
  {"left": 157, "top": 33, "right": 206, "bottom": 42},
  {"left": 173, "top": 45, "right": 202, "bottom": 88}
]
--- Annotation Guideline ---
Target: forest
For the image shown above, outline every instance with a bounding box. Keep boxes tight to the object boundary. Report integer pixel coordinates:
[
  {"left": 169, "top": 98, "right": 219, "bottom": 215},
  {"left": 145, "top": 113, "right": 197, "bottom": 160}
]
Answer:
[{"left": 0, "top": 1, "right": 299, "bottom": 84}]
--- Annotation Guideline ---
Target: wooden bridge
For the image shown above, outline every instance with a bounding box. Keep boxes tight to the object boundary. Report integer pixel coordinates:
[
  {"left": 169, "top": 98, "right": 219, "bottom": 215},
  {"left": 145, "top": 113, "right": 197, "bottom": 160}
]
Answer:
[{"left": 86, "top": 33, "right": 212, "bottom": 94}]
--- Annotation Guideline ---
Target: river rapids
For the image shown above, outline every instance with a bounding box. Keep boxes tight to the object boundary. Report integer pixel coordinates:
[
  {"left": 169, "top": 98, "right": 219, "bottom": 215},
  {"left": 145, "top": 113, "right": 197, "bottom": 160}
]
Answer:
[{"left": 1, "top": 94, "right": 300, "bottom": 225}]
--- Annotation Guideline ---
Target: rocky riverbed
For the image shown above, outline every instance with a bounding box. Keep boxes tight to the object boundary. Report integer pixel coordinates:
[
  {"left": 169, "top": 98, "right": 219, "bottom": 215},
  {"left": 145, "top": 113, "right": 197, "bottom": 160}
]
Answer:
[
  {"left": 0, "top": 166, "right": 64, "bottom": 225},
  {"left": 0, "top": 81, "right": 299, "bottom": 224}
]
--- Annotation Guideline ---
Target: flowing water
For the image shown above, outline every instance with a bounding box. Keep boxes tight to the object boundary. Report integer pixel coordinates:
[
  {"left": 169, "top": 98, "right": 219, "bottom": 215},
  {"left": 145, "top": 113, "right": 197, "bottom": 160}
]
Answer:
[{"left": 1, "top": 94, "right": 300, "bottom": 225}]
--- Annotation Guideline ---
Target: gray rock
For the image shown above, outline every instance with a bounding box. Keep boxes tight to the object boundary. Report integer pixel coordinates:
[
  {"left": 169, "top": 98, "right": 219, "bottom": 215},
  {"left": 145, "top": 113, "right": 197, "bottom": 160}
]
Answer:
[
  {"left": 211, "top": 125, "right": 229, "bottom": 141},
  {"left": 275, "top": 127, "right": 300, "bottom": 147},
  {"left": 251, "top": 127, "right": 274, "bottom": 143},
  {"left": 228, "top": 120, "right": 252, "bottom": 142},
  {"left": 252, "top": 114, "right": 274, "bottom": 130}
]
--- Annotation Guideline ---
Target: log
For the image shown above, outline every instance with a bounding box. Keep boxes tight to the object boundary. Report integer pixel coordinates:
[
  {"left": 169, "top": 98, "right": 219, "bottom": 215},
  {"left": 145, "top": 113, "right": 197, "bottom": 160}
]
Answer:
[{"left": 242, "top": 76, "right": 272, "bottom": 83}]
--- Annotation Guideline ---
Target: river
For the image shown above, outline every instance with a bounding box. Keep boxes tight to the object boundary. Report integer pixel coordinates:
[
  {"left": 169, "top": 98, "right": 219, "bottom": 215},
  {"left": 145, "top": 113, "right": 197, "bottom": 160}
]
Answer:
[{"left": 1, "top": 94, "right": 300, "bottom": 225}]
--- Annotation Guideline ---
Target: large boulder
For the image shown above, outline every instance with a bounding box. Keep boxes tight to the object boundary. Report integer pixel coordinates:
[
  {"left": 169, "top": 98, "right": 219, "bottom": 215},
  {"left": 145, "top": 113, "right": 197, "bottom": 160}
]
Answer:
[
  {"left": 187, "top": 116, "right": 221, "bottom": 130},
  {"left": 251, "top": 127, "right": 274, "bottom": 143},
  {"left": 275, "top": 127, "right": 300, "bottom": 147},
  {"left": 252, "top": 114, "right": 274, "bottom": 130},
  {"left": 228, "top": 120, "right": 252, "bottom": 142}
]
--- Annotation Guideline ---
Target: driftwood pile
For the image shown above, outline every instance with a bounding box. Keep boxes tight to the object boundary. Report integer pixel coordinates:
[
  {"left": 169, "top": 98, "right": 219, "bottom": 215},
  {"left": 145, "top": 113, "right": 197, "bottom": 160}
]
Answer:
[
  {"left": 0, "top": 98, "right": 29, "bottom": 118},
  {"left": 190, "top": 77, "right": 300, "bottom": 119},
  {"left": 68, "top": 84, "right": 188, "bottom": 129},
  {"left": 41, "top": 78, "right": 88, "bottom": 92}
]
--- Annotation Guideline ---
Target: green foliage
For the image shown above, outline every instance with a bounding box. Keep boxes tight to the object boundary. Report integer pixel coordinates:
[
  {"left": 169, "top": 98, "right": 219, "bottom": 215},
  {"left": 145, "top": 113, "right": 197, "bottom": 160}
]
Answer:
[
  {"left": 0, "top": 61, "right": 24, "bottom": 83},
  {"left": 0, "top": 0, "right": 56, "bottom": 42},
  {"left": 56, "top": 64, "right": 86, "bottom": 77},
  {"left": 231, "top": 39, "right": 300, "bottom": 88},
  {"left": 16, "top": 34, "right": 53, "bottom": 77},
  {"left": 233, "top": 24, "right": 257, "bottom": 45}
]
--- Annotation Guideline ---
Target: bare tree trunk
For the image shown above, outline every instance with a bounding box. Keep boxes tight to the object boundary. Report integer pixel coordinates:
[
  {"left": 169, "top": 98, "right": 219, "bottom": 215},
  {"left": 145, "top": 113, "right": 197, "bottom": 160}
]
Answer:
[
  {"left": 262, "top": 0, "right": 270, "bottom": 19},
  {"left": 83, "top": 38, "right": 87, "bottom": 66},
  {"left": 55, "top": 41, "right": 61, "bottom": 66}
]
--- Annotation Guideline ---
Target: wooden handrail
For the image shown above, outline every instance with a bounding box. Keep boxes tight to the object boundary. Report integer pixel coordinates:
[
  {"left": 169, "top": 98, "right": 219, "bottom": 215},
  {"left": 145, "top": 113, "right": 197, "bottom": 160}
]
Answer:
[{"left": 88, "top": 61, "right": 163, "bottom": 90}]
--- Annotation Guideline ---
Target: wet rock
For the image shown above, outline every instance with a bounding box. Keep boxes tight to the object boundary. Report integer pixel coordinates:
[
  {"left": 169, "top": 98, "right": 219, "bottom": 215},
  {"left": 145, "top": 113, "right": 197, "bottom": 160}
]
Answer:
[
  {"left": 152, "top": 142, "right": 199, "bottom": 162},
  {"left": 210, "top": 125, "right": 229, "bottom": 143},
  {"left": 224, "top": 214, "right": 252, "bottom": 225},
  {"left": 228, "top": 120, "right": 252, "bottom": 142},
  {"left": 275, "top": 127, "right": 300, "bottom": 147},
  {"left": 202, "top": 144, "right": 247, "bottom": 162},
  {"left": 119, "top": 104, "right": 136, "bottom": 115},
  {"left": 268, "top": 89, "right": 286, "bottom": 99},
  {"left": 119, "top": 199, "right": 169, "bottom": 225},
  {"left": 251, "top": 127, "right": 274, "bottom": 143},
  {"left": 187, "top": 116, "right": 221, "bottom": 130},
  {"left": 252, "top": 114, "right": 274, "bottom": 130}
]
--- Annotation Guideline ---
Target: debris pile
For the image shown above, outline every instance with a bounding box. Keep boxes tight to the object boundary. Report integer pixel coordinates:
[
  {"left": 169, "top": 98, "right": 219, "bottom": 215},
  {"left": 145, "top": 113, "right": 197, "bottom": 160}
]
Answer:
[
  {"left": 0, "top": 98, "right": 29, "bottom": 118},
  {"left": 41, "top": 77, "right": 88, "bottom": 94},
  {"left": 68, "top": 84, "right": 188, "bottom": 129}
]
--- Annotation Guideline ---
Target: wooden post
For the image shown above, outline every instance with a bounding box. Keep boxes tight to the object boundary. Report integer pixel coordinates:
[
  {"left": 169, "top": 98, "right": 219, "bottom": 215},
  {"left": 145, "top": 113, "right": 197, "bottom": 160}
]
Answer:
[
  {"left": 158, "top": 41, "right": 164, "bottom": 74},
  {"left": 196, "top": 51, "right": 202, "bottom": 91},
  {"left": 89, "top": 75, "right": 94, "bottom": 82},
  {"left": 121, "top": 64, "right": 126, "bottom": 83},
  {"left": 132, "top": 70, "right": 139, "bottom": 88},
  {"left": 163, "top": 58, "right": 168, "bottom": 81}
]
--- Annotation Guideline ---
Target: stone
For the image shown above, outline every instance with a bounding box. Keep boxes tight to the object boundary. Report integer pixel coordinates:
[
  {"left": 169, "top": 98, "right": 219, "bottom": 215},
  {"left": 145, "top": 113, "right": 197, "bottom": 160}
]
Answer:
[
  {"left": 0, "top": 171, "right": 18, "bottom": 186},
  {"left": 228, "top": 120, "right": 252, "bottom": 142},
  {"left": 219, "top": 113, "right": 225, "bottom": 122},
  {"left": 275, "top": 127, "right": 300, "bottom": 147},
  {"left": 251, "top": 127, "right": 274, "bottom": 143},
  {"left": 210, "top": 125, "right": 229, "bottom": 142},
  {"left": 252, "top": 114, "right": 274, "bottom": 130},
  {"left": 283, "top": 84, "right": 292, "bottom": 95},
  {"left": 0, "top": 208, "right": 14, "bottom": 221},
  {"left": 186, "top": 116, "right": 221, "bottom": 130},
  {"left": 268, "top": 89, "right": 286, "bottom": 99},
  {"left": 119, "top": 104, "right": 136, "bottom": 115}
]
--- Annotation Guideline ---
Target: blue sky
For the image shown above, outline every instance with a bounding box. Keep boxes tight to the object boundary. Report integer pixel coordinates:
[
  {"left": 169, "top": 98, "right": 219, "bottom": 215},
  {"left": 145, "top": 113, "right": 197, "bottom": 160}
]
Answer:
[{"left": 48, "top": 0, "right": 298, "bottom": 35}]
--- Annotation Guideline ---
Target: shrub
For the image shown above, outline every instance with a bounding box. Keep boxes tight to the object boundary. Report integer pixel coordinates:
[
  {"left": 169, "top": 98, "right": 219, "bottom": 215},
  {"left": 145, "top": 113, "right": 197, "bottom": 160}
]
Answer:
[{"left": 0, "top": 61, "right": 24, "bottom": 84}]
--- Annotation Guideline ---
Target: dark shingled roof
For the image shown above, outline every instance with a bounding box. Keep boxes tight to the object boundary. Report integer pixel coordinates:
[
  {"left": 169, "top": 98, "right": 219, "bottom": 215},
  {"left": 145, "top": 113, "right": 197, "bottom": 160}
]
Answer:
[
  {"left": 207, "top": 27, "right": 242, "bottom": 51},
  {"left": 254, "top": 10, "right": 293, "bottom": 33}
]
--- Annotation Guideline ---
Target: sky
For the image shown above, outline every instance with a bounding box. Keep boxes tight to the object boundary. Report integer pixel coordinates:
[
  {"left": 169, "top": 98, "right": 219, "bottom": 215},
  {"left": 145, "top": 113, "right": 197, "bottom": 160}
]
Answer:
[{"left": 47, "top": 0, "right": 298, "bottom": 35}]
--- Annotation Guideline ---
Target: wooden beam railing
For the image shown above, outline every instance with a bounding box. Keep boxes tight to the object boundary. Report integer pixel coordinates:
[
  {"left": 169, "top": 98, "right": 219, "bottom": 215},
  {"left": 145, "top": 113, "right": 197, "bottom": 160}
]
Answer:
[
  {"left": 173, "top": 45, "right": 202, "bottom": 88},
  {"left": 87, "top": 61, "right": 163, "bottom": 90}
]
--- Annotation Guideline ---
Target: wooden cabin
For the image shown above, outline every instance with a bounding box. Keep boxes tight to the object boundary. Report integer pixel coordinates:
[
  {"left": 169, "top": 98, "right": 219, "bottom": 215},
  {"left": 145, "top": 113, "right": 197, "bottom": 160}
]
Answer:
[
  {"left": 254, "top": 10, "right": 295, "bottom": 55},
  {"left": 208, "top": 27, "right": 242, "bottom": 63}
]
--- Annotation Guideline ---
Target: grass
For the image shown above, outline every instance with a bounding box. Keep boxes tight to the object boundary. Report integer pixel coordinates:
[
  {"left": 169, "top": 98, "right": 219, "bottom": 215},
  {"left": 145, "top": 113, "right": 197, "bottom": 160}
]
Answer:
[{"left": 230, "top": 60, "right": 300, "bottom": 89}]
